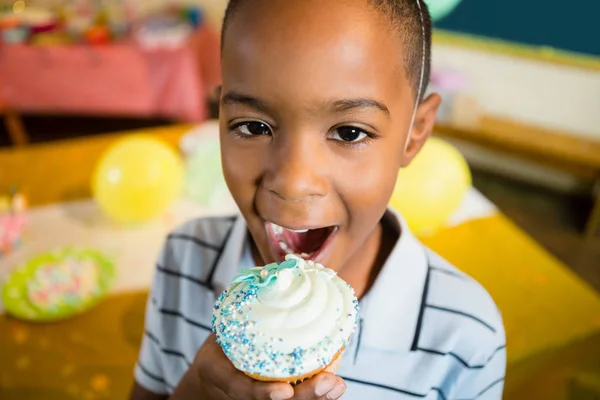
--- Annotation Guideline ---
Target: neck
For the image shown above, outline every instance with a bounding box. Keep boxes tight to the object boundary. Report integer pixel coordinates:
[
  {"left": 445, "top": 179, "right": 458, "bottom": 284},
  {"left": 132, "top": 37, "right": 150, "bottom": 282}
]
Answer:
[{"left": 338, "top": 213, "right": 398, "bottom": 299}]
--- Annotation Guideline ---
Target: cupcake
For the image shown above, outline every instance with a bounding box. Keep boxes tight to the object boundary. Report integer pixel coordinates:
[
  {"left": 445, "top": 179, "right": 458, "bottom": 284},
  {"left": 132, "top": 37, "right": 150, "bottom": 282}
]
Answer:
[{"left": 212, "top": 255, "right": 359, "bottom": 383}]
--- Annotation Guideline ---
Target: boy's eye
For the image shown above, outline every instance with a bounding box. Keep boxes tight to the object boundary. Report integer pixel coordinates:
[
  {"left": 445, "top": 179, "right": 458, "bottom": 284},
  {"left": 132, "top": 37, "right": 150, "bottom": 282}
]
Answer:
[
  {"left": 330, "top": 126, "right": 369, "bottom": 143},
  {"left": 236, "top": 121, "right": 272, "bottom": 136}
]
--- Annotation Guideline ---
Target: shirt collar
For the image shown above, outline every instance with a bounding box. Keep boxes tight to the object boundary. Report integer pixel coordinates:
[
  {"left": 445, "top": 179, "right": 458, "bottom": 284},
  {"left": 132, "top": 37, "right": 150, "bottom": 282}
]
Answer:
[
  {"left": 211, "top": 215, "right": 252, "bottom": 295},
  {"left": 211, "top": 209, "right": 428, "bottom": 352},
  {"left": 359, "top": 208, "right": 428, "bottom": 352}
]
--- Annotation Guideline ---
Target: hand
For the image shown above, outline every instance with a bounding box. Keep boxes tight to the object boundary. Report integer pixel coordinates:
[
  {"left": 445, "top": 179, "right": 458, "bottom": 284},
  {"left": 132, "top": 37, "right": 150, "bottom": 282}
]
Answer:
[
  {"left": 189, "top": 334, "right": 346, "bottom": 400},
  {"left": 293, "top": 372, "right": 346, "bottom": 400},
  {"left": 192, "top": 334, "right": 294, "bottom": 400}
]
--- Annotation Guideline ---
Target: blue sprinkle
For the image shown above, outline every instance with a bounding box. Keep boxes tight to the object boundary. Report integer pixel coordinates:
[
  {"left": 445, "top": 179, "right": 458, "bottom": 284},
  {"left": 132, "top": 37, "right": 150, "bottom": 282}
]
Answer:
[
  {"left": 220, "top": 308, "right": 232, "bottom": 317},
  {"left": 291, "top": 347, "right": 304, "bottom": 365},
  {"left": 221, "top": 342, "right": 231, "bottom": 352}
]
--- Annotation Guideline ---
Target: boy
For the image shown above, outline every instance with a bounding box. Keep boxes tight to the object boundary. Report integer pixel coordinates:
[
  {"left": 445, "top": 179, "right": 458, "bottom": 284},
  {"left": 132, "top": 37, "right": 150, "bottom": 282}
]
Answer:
[{"left": 131, "top": 0, "right": 506, "bottom": 399}]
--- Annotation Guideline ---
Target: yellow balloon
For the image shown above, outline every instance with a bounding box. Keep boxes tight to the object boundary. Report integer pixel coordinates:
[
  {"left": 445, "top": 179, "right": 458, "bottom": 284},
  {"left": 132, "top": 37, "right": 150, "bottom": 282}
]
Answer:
[
  {"left": 92, "top": 136, "right": 184, "bottom": 224},
  {"left": 390, "top": 138, "right": 471, "bottom": 235}
]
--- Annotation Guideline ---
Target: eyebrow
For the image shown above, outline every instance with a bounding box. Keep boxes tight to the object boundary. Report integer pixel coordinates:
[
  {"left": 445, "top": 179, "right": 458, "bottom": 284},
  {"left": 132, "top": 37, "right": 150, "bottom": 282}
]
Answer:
[
  {"left": 221, "top": 92, "right": 271, "bottom": 114},
  {"left": 330, "top": 98, "right": 390, "bottom": 116},
  {"left": 221, "top": 91, "right": 390, "bottom": 116}
]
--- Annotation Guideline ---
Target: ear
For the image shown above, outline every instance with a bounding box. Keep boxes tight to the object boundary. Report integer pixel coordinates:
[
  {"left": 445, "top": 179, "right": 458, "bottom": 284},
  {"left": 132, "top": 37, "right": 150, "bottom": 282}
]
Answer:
[{"left": 400, "top": 93, "right": 442, "bottom": 167}]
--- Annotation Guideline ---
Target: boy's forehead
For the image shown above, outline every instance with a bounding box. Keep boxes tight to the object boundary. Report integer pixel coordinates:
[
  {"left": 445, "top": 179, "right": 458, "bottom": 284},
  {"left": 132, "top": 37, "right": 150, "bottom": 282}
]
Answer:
[{"left": 222, "top": 0, "right": 411, "bottom": 102}]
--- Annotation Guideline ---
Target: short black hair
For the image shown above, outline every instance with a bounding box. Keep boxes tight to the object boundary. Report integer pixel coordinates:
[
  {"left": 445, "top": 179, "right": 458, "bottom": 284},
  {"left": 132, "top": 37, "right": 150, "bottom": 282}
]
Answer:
[{"left": 221, "top": 0, "right": 432, "bottom": 102}]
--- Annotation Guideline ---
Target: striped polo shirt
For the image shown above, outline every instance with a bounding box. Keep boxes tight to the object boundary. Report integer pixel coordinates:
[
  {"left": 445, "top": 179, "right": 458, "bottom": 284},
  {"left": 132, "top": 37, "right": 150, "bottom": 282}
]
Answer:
[{"left": 135, "top": 210, "right": 506, "bottom": 399}]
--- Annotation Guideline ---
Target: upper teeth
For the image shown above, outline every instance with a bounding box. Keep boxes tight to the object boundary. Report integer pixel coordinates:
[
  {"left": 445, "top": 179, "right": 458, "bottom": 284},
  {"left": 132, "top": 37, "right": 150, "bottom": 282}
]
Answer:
[{"left": 272, "top": 223, "right": 309, "bottom": 234}]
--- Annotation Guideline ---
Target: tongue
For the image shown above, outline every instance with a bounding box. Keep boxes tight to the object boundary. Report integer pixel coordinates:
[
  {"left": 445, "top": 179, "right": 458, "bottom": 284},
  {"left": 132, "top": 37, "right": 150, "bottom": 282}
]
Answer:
[{"left": 282, "top": 228, "right": 330, "bottom": 255}]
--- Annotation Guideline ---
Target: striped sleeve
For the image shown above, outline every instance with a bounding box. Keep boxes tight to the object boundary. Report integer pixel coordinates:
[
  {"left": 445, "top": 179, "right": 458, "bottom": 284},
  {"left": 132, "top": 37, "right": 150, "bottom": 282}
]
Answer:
[
  {"left": 452, "top": 309, "right": 506, "bottom": 400},
  {"left": 453, "top": 344, "right": 506, "bottom": 400},
  {"left": 425, "top": 250, "right": 507, "bottom": 400},
  {"left": 133, "top": 246, "right": 170, "bottom": 395}
]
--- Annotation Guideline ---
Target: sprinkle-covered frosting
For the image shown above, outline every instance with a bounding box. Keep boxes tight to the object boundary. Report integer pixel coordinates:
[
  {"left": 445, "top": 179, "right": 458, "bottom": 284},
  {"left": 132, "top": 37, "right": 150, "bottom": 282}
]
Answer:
[{"left": 212, "top": 255, "right": 359, "bottom": 379}]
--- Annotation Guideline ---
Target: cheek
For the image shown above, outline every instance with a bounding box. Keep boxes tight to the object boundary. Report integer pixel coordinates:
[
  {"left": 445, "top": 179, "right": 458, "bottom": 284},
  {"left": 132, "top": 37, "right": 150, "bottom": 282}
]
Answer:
[
  {"left": 220, "top": 139, "right": 262, "bottom": 206},
  {"left": 336, "top": 145, "right": 400, "bottom": 218}
]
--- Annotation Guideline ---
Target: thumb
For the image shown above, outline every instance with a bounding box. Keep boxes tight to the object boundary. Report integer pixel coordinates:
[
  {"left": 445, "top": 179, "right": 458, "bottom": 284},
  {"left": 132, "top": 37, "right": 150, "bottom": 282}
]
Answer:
[{"left": 293, "top": 373, "right": 346, "bottom": 400}]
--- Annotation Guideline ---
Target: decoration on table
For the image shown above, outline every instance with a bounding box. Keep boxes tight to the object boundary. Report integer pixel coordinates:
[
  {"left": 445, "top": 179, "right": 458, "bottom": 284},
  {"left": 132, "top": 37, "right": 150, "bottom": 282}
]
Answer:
[
  {"left": 0, "top": 189, "right": 27, "bottom": 257},
  {"left": 423, "top": 0, "right": 463, "bottom": 22},
  {"left": 0, "top": 24, "right": 29, "bottom": 44},
  {"left": 134, "top": 13, "right": 193, "bottom": 49},
  {"left": 0, "top": 11, "right": 20, "bottom": 29},
  {"left": 30, "top": 30, "right": 73, "bottom": 46},
  {"left": 181, "top": 121, "right": 237, "bottom": 211},
  {"left": 83, "top": 24, "right": 111, "bottom": 45},
  {"left": 0, "top": 1, "right": 205, "bottom": 46},
  {"left": 181, "top": 6, "right": 204, "bottom": 30},
  {"left": 390, "top": 138, "right": 471, "bottom": 236},
  {"left": 92, "top": 135, "right": 184, "bottom": 225},
  {"left": 16, "top": 6, "right": 58, "bottom": 34},
  {"left": 1, "top": 248, "right": 116, "bottom": 322}
]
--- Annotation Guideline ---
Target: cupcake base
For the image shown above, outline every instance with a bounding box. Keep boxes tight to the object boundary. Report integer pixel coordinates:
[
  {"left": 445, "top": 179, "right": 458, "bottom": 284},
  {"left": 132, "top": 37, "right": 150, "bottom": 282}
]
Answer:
[{"left": 245, "top": 347, "right": 345, "bottom": 385}]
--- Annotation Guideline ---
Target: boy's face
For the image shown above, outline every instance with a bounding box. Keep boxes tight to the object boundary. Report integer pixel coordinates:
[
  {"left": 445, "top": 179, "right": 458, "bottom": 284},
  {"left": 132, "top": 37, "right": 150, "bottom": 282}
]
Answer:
[{"left": 220, "top": 0, "right": 439, "bottom": 271}]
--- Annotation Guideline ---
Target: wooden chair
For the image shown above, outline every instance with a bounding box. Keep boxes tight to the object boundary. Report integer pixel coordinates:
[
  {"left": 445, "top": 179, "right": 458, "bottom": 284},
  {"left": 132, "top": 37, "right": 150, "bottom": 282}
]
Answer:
[
  {"left": 435, "top": 116, "right": 600, "bottom": 238},
  {"left": 586, "top": 181, "right": 600, "bottom": 238},
  {"left": 0, "top": 101, "right": 29, "bottom": 146}
]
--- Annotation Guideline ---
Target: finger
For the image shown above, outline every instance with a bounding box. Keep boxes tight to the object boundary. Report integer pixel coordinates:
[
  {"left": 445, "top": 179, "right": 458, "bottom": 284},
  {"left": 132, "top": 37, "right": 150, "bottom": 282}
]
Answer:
[
  {"left": 207, "top": 354, "right": 292, "bottom": 400},
  {"left": 221, "top": 373, "right": 293, "bottom": 400},
  {"left": 202, "top": 336, "right": 293, "bottom": 400},
  {"left": 251, "top": 380, "right": 294, "bottom": 400},
  {"left": 293, "top": 373, "right": 346, "bottom": 400},
  {"left": 321, "top": 379, "right": 346, "bottom": 400},
  {"left": 211, "top": 368, "right": 293, "bottom": 400}
]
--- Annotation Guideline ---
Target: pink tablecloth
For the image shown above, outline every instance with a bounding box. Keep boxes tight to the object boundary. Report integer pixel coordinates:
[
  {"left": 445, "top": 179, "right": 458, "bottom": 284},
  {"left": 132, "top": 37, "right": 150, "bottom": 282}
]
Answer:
[{"left": 0, "top": 28, "right": 221, "bottom": 122}]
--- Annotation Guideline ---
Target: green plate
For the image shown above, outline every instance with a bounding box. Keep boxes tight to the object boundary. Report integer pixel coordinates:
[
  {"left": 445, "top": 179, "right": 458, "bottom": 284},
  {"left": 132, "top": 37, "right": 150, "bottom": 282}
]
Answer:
[{"left": 2, "top": 248, "right": 116, "bottom": 322}]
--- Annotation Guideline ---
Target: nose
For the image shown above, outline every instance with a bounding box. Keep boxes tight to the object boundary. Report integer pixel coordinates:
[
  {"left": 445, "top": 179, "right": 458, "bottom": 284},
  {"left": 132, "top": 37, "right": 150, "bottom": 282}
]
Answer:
[{"left": 263, "top": 132, "right": 328, "bottom": 203}]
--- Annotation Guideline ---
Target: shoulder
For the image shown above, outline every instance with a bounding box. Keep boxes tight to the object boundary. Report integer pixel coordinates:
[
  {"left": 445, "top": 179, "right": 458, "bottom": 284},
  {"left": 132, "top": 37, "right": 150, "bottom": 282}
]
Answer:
[
  {"left": 148, "top": 214, "right": 239, "bottom": 303},
  {"left": 146, "top": 214, "right": 240, "bottom": 330},
  {"left": 136, "top": 217, "right": 239, "bottom": 393},
  {"left": 420, "top": 248, "right": 506, "bottom": 364},
  {"left": 159, "top": 215, "right": 238, "bottom": 277}
]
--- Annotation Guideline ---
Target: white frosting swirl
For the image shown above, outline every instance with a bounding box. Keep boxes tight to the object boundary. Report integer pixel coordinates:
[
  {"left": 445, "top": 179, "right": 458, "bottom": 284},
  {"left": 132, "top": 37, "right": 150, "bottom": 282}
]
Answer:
[{"left": 213, "top": 255, "right": 359, "bottom": 379}]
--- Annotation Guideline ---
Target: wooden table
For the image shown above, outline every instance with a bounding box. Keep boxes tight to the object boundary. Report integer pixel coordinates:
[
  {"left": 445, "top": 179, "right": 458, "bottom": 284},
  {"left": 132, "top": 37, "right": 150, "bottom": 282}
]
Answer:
[
  {"left": 0, "top": 125, "right": 190, "bottom": 206},
  {"left": 1, "top": 126, "right": 599, "bottom": 399},
  {"left": 435, "top": 116, "right": 600, "bottom": 237}
]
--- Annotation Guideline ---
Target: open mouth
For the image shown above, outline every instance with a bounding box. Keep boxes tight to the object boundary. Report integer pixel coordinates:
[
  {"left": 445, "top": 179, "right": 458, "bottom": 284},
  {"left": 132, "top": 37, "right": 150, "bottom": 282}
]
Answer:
[{"left": 265, "top": 221, "right": 337, "bottom": 262}]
